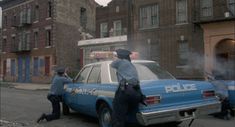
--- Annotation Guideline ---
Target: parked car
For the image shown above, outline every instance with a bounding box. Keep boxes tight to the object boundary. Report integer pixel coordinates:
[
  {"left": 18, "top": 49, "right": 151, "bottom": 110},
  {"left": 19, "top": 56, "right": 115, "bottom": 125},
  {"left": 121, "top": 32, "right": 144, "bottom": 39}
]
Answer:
[{"left": 62, "top": 60, "right": 221, "bottom": 127}]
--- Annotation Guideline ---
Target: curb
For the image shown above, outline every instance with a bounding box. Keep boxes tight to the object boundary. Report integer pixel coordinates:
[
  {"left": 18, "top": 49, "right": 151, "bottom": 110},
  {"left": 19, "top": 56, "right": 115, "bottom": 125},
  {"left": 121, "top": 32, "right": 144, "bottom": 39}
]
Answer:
[{"left": 0, "top": 82, "right": 50, "bottom": 91}]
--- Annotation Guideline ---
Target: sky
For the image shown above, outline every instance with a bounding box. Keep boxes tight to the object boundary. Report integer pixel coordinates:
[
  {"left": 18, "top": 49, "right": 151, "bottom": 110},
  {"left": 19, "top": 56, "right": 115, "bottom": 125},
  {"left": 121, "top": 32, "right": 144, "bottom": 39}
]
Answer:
[
  {"left": 95, "top": 0, "right": 112, "bottom": 6},
  {"left": 0, "top": 0, "right": 111, "bottom": 28}
]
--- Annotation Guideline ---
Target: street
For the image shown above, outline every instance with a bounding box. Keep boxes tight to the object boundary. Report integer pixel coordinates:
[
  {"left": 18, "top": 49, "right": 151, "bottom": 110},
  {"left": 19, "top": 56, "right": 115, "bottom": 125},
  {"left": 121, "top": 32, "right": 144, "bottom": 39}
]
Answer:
[{"left": 0, "top": 86, "right": 234, "bottom": 127}]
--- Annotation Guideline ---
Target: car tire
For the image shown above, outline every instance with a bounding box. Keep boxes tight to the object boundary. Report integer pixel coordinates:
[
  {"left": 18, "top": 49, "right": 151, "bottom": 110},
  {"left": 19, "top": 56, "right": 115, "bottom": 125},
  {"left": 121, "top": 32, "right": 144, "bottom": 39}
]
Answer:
[
  {"left": 62, "top": 102, "right": 70, "bottom": 115},
  {"left": 98, "top": 103, "right": 112, "bottom": 127}
]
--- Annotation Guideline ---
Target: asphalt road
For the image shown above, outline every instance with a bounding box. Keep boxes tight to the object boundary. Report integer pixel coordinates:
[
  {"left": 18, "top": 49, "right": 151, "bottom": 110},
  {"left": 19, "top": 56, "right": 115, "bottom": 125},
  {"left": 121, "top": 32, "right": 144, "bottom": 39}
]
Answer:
[{"left": 0, "top": 86, "right": 234, "bottom": 127}]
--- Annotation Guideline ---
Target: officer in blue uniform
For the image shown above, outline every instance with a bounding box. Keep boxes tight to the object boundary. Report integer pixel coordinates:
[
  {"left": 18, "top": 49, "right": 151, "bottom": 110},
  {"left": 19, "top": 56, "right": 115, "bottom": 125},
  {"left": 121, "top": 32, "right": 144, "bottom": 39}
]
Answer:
[
  {"left": 111, "top": 49, "right": 144, "bottom": 127},
  {"left": 37, "top": 67, "right": 72, "bottom": 123}
]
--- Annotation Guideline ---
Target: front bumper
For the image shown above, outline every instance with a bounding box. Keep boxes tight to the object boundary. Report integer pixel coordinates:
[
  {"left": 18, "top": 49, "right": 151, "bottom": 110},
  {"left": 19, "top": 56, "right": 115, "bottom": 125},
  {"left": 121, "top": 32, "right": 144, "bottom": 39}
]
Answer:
[{"left": 136, "top": 102, "right": 221, "bottom": 126}]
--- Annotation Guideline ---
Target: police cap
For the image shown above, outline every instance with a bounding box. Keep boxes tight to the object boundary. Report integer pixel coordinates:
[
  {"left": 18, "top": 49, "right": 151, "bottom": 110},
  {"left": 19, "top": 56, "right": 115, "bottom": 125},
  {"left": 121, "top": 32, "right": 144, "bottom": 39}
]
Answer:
[
  {"left": 115, "top": 49, "right": 132, "bottom": 58},
  {"left": 56, "top": 67, "right": 65, "bottom": 73}
]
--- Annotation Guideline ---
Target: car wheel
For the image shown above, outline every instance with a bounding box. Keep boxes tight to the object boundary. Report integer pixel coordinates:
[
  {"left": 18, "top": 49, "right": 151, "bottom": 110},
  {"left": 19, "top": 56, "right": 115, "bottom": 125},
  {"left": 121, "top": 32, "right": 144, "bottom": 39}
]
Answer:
[
  {"left": 98, "top": 103, "right": 112, "bottom": 127},
  {"left": 62, "top": 102, "right": 70, "bottom": 115}
]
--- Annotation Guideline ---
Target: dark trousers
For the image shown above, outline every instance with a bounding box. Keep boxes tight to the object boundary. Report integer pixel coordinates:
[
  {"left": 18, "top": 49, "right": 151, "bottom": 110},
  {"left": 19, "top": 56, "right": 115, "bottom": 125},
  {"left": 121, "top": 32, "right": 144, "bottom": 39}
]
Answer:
[
  {"left": 112, "top": 86, "right": 141, "bottom": 127},
  {"left": 44, "top": 94, "right": 62, "bottom": 121}
]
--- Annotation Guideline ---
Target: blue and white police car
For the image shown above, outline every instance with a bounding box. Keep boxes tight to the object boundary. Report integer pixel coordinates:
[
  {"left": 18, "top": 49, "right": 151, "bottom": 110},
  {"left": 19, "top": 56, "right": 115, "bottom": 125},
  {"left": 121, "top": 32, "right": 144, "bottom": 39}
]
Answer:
[{"left": 62, "top": 60, "right": 221, "bottom": 127}]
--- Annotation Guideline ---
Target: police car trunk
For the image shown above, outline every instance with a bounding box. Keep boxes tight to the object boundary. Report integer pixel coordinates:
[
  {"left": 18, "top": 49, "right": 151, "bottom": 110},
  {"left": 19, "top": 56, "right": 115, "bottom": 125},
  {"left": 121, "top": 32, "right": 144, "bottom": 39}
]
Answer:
[{"left": 109, "top": 60, "right": 221, "bottom": 126}]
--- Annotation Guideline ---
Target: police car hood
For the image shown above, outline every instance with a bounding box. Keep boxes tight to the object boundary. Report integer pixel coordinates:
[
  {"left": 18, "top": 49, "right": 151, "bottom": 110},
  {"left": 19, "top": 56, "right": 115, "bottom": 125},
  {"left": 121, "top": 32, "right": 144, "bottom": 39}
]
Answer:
[{"left": 139, "top": 79, "right": 215, "bottom": 107}]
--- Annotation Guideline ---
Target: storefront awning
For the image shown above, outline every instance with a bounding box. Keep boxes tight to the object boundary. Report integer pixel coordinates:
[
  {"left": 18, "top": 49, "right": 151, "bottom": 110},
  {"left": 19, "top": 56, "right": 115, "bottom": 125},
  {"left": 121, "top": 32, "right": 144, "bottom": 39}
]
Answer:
[{"left": 78, "top": 35, "right": 127, "bottom": 47}]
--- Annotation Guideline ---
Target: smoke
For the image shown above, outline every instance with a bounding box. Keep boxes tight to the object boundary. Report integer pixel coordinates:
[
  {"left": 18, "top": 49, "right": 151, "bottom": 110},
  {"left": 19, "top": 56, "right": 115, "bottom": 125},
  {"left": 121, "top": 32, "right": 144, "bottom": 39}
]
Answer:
[{"left": 182, "top": 51, "right": 235, "bottom": 80}]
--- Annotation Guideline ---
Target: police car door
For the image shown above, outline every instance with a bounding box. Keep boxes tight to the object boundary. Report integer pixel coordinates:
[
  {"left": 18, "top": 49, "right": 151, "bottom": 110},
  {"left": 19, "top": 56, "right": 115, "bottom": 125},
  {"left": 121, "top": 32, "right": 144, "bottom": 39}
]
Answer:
[{"left": 75, "top": 64, "right": 101, "bottom": 116}]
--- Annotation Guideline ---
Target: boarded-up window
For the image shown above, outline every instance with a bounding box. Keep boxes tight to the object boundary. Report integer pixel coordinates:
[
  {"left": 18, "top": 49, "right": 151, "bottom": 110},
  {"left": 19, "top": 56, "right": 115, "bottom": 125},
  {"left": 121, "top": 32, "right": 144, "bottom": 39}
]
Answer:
[
  {"left": 178, "top": 40, "right": 189, "bottom": 66},
  {"left": 140, "top": 4, "right": 159, "bottom": 29},
  {"left": 45, "top": 57, "right": 50, "bottom": 76},
  {"left": 176, "top": 0, "right": 187, "bottom": 24},
  {"left": 200, "top": 0, "right": 213, "bottom": 17},
  {"left": 33, "top": 57, "right": 39, "bottom": 76}
]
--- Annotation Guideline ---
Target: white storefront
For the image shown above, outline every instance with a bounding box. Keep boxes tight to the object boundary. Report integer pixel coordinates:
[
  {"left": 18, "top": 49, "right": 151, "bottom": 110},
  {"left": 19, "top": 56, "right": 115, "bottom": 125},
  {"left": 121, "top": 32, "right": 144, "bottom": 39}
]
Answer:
[{"left": 78, "top": 35, "right": 127, "bottom": 65}]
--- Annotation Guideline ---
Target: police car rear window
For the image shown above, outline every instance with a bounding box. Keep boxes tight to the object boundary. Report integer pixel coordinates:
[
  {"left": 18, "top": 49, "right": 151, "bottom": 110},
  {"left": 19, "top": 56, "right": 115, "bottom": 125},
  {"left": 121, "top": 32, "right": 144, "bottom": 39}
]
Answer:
[{"left": 110, "top": 62, "right": 174, "bottom": 82}]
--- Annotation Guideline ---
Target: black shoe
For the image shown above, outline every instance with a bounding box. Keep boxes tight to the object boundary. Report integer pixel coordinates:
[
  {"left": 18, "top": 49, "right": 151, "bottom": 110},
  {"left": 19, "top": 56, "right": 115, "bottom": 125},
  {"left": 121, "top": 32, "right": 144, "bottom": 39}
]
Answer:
[{"left": 37, "top": 113, "right": 46, "bottom": 123}]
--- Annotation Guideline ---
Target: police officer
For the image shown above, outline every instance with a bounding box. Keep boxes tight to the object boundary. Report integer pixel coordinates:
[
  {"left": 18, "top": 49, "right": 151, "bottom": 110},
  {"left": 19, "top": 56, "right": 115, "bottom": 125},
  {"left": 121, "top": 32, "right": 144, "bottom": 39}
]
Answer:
[
  {"left": 37, "top": 67, "right": 72, "bottom": 123},
  {"left": 111, "top": 49, "right": 144, "bottom": 127}
]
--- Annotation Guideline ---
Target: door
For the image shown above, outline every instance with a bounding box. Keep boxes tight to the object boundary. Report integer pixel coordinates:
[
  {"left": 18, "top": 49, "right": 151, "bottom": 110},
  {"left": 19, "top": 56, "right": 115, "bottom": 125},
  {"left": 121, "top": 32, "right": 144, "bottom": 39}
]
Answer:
[{"left": 18, "top": 56, "right": 31, "bottom": 83}]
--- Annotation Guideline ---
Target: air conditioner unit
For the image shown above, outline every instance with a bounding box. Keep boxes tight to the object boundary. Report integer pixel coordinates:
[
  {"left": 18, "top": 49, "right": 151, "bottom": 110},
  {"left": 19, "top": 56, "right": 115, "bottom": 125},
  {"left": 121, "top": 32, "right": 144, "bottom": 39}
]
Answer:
[{"left": 224, "top": 12, "right": 230, "bottom": 18}]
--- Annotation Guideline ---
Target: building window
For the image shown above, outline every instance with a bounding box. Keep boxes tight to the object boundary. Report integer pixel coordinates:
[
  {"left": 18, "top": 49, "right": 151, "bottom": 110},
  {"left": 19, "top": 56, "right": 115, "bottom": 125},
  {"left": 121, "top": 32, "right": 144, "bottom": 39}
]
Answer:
[
  {"left": 80, "top": 7, "right": 87, "bottom": 28},
  {"left": 100, "top": 23, "right": 108, "bottom": 38},
  {"left": 46, "top": 30, "right": 51, "bottom": 46},
  {"left": 34, "top": 5, "right": 39, "bottom": 21},
  {"left": 33, "top": 57, "right": 39, "bottom": 76},
  {"left": 11, "top": 36, "right": 16, "bottom": 51},
  {"left": 113, "top": 20, "right": 122, "bottom": 36},
  {"left": 48, "top": 1, "right": 52, "bottom": 17},
  {"left": 4, "top": 15, "right": 7, "bottom": 26},
  {"left": 116, "top": 6, "right": 120, "bottom": 13},
  {"left": 3, "top": 39, "right": 7, "bottom": 52},
  {"left": 12, "top": 15, "right": 17, "bottom": 26},
  {"left": 176, "top": 0, "right": 187, "bottom": 24},
  {"left": 178, "top": 40, "right": 189, "bottom": 66},
  {"left": 11, "top": 59, "right": 16, "bottom": 76},
  {"left": 228, "top": 0, "right": 235, "bottom": 15},
  {"left": 200, "top": 0, "right": 213, "bottom": 17},
  {"left": 34, "top": 31, "right": 38, "bottom": 48},
  {"left": 140, "top": 4, "right": 159, "bottom": 29}
]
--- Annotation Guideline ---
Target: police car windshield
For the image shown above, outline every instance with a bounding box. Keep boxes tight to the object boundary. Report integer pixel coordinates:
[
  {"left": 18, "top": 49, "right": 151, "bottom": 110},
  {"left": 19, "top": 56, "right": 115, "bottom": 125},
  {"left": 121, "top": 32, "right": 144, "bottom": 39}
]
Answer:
[{"left": 110, "top": 62, "right": 175, "bottom": 82}]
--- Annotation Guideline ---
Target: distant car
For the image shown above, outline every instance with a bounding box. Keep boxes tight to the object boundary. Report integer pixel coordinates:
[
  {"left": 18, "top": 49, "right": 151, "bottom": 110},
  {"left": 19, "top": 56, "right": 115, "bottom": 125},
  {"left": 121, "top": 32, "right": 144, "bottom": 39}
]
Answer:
[{"left": 62, "top": 60, "right": 221, "bottom": 127}]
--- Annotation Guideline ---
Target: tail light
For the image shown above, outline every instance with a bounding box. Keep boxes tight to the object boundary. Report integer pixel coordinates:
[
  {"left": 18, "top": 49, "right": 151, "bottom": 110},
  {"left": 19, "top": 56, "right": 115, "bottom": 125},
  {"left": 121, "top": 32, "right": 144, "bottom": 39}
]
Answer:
[
  {"left": 146, "top": 96, "right": 161, "bottom": 105},
  {"left": 203, "top": 90, "right": 215, "bottom": 98}
]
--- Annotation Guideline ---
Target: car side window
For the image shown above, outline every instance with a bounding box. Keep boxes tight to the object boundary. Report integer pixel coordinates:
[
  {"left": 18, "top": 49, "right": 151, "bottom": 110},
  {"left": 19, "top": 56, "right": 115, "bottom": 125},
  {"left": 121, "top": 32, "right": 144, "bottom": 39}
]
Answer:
[
  {"left": 76, "top": 66, "right": 91, "bottom": 83},
  {"left": 87, "top": 65, "right": 101, "bottom": 84}
]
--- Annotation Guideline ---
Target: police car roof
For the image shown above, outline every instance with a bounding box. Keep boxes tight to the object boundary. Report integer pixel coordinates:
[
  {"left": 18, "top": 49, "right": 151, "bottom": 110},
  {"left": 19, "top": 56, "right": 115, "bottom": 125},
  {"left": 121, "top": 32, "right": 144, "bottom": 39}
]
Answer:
[{"left": 84, "top": 60, "right": 158, "bottom": 67}]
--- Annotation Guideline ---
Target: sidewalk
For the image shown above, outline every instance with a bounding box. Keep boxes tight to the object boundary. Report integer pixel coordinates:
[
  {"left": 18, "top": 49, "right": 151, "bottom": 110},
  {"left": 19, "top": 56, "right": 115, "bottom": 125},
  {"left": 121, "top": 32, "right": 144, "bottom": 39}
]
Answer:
[{"left": 0, "top": 82, "right": 50, "bottom": 90}]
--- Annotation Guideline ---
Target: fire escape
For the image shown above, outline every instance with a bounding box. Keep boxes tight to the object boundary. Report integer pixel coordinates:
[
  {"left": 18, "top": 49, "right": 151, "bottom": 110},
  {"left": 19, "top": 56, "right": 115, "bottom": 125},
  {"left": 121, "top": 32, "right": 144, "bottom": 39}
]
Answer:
[{"left": 11, "top": 8, "right": 32, "bottom": 53}]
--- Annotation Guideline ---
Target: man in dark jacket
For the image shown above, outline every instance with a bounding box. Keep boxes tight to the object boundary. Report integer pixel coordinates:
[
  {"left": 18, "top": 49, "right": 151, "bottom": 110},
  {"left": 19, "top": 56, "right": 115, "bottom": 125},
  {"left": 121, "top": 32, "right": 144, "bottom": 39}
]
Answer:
[
  {"left": 37, "top": 67, "right": 72, "bottom": 123},
  {"left": 111, "top": 49, "right": 144, "bottom": 127}
]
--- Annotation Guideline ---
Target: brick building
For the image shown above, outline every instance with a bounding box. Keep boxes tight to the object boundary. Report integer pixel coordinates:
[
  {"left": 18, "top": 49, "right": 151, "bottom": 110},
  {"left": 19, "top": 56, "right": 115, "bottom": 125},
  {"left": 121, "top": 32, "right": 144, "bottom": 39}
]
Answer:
[
  {"left": 194, "top": 0, "right": 235, "bottom": 80},
  {"left": 0, "top": 0, "right": 97, "bottom": 83},
  {"left": 78, "top": 0, "right": 129, "bottom": 65},
  {"left": 129, "top": 0, "right": 234, "bottom": 80}
]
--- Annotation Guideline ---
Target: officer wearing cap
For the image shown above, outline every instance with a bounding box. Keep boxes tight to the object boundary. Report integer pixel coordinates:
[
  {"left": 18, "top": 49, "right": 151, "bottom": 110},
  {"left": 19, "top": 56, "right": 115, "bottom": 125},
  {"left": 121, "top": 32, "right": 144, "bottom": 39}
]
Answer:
[
  {"left": 111, "top": 49, "right": 144, "bottom": 127},
  {"left": 37, "top": 67, "right": 72, "bottom": 123}
]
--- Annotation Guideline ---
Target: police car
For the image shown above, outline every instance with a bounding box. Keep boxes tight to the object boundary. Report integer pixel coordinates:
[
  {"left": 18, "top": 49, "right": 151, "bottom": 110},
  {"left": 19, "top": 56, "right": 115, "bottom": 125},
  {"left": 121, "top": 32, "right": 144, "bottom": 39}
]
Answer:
[{"left": 62, "top": 60, "right": 221, "bottom": 127}]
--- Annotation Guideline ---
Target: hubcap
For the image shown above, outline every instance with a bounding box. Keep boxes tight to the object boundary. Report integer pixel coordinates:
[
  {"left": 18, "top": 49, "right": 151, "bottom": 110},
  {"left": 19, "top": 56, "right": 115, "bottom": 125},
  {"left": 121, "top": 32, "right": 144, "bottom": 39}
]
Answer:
[{"left": 101, "top": 108, "right": 111, "bottom": 127}]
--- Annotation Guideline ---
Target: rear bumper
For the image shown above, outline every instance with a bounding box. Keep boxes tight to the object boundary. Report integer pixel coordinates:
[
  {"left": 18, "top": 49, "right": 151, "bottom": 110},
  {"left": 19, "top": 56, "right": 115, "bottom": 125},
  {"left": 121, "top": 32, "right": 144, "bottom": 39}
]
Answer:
[{"left": 136, "top": 102, "right": 221, "bottom": 126}]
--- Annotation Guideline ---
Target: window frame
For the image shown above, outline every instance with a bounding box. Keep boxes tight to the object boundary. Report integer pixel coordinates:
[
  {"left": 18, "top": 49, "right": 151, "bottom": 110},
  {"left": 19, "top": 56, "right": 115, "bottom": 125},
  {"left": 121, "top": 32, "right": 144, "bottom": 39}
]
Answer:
[
  {"left": 177, "top": 40, "right": 189, "bottom": 66},
  {"left": 100, "top": 22, "right": 108, "bottom": 38},
  {"left": 227, "top": 0, "right": 235, "bottom": 15},
  {"left": 139, "top": 4, "right": 159, "bottom": 30},
  {"left": 200, "top": 0, "right": 213, "bottom": 17},
  {"left": 87, "top": 65, "right": 101, "bottom": 84},
  {"left": 113, "top": 20, "right": 122, "bottom": 36},
  {"left": 176, "top": 0, "right": 188, "bottom": 24}
]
